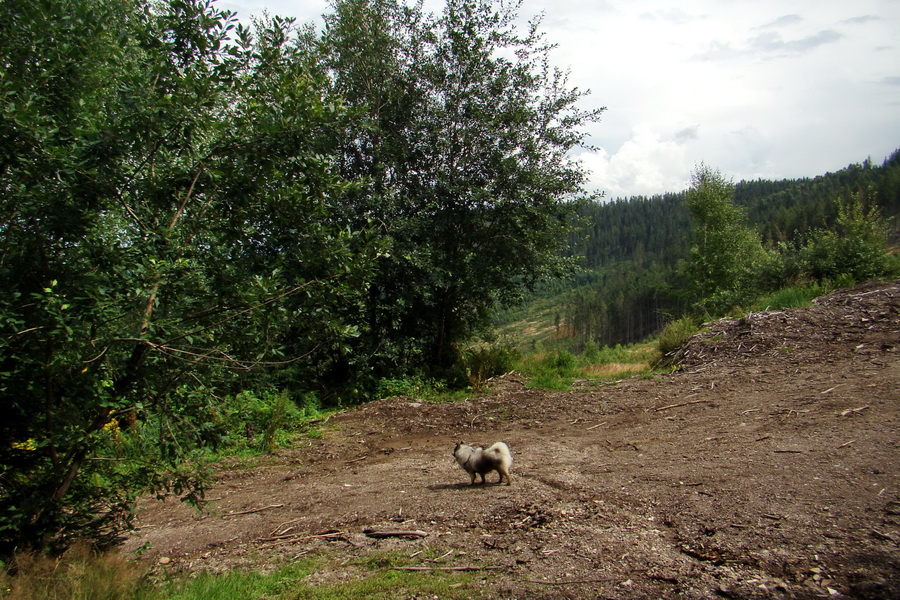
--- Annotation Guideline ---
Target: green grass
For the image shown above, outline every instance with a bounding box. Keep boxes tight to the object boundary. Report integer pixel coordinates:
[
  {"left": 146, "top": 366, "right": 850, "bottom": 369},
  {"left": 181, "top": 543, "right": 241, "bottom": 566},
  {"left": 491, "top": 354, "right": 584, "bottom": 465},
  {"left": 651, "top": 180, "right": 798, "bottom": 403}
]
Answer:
[
  {"left": 513, "top": 340, "right": 658, "bottom": 391},
  {"left": 2, "top": 549, "right": 485, "bottom": 600},
  {"left": 750, "top": 282, "right": 831, "bottom": 311},
  {"left": 143, "top": 553, "right": 485, "bottom": 600}
]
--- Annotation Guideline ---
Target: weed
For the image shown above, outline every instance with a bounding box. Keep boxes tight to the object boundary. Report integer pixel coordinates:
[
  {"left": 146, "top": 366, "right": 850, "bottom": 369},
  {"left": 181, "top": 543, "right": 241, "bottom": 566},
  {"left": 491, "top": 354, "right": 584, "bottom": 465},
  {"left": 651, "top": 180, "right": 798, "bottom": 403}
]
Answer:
[{"left": 1, "top": 545, "right": 148, "bottom": 600}]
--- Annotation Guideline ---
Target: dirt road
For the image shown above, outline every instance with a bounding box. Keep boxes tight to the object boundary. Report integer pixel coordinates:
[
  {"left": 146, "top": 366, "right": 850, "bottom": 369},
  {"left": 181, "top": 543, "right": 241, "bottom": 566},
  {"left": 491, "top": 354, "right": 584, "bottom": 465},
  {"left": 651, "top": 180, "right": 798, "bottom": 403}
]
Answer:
[{"left": 124, "top": 281, "right": 900, "bottom": 599}]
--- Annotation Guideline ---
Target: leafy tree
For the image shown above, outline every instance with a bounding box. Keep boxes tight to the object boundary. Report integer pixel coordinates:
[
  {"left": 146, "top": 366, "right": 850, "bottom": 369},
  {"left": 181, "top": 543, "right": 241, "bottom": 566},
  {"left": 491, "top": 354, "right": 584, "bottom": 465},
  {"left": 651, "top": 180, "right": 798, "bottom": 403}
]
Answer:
[
  {"left": 0, "top": 0, "right": 375, "bottom": 550},
  {"left": 800, "top": 191, "right": 892, "bottom": 283},
  {"left": 319, "top": 0, "right": 603, "bottom": 380},
  {"left": 680, "top": 164, "right": 773, "bottom": 315}
]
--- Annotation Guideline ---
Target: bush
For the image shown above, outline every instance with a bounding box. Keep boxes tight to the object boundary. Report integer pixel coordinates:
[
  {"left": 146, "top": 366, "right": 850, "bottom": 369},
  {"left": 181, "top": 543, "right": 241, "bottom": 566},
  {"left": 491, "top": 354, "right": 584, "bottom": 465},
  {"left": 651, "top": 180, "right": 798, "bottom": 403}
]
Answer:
[
  {"left": 221, "top": 390, "right": 304, "bottom": 453},
  {"left": 657, "top": 317, "right": 698, "bottom": 357},
  {"left": 463, "top": 343, "right": 519, "bottom": 389},
  {"left": 800, "top": 194, "right": 891, "bottom": 283},
  {"left": 375, "top": 376, "right": 444, "bottom": 399}
]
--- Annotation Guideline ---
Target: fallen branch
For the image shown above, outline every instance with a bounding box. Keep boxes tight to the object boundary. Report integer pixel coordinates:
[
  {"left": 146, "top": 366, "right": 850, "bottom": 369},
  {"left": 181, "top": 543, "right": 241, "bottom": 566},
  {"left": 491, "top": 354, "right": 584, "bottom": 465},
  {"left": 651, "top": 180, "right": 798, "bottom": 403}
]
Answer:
[
  {"left": 391, "top": 565, "right": 506, "bottom": 572},
  {"left": 346, "top": 455, "right": 368, "bottom": 464},
  {"left": 225, "top": 504, "right": 284, "bottom": 517},
  {"left": 257, "top": 530, "right": 346, "bottom": 549},
  {"left": 363, "top": 529, "right": 428, "bottom": 539},
  {"left": 527, "top": 577, "right": 621, "bottom": 585},
  {"left": 871, "top": 529, "right": 899, "bottom": 544},
  {"left": 655, "top": 399, "right": 710, "bottom": 412},
  {"left": 840, "top": 405, "right": 870, "bottom": 417},
  {"left": 837, "top": 440, "right": 856, "bottom": 449},
  {"left": 586, "top": 422, "right": 608, "bottom": 431}
]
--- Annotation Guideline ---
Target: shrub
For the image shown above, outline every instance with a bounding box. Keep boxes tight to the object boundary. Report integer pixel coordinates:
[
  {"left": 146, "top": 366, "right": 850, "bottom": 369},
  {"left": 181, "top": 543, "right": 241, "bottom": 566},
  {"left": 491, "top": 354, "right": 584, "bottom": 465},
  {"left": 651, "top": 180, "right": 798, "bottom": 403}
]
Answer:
[
  {"left": 463, "top": 343, "right": 519, "bottom": 389},
  {"left": 800, "top": 194, "right": 891, "bottom": 283},
  {"left": 375, "top": 376, "right": 443, "bottom": 399},
  {"left": 657, "top": 317, "right": 698, "bottom": 357},
  {"left": 221, "top": 390, "right": 303, "bottom": 452}
]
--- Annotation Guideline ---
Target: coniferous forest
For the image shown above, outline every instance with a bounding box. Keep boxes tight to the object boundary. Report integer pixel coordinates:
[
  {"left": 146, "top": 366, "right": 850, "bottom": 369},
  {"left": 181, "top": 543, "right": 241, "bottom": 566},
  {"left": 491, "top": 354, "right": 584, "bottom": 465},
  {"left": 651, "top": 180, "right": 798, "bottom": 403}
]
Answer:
[
  {"left": 0, "top": 0, "right": 897, "bottom": 554},
  {"left": 548, "top": 152, "right": 900, "bottom": 348}
]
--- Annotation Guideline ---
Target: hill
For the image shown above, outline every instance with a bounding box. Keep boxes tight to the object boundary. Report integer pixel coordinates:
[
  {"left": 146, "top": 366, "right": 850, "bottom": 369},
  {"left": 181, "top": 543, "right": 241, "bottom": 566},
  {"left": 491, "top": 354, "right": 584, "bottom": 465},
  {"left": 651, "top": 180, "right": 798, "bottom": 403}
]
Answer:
[{"left": 124, "top": 280, "right": 900, "bottom": 599}]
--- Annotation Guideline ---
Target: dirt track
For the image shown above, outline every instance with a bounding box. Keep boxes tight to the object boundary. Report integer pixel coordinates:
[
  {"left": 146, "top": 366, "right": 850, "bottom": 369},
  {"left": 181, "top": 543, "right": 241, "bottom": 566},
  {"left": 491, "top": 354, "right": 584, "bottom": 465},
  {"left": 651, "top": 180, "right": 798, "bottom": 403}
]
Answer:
[{"left": 123, "top": 281, "right": 900, "bottom": 599}]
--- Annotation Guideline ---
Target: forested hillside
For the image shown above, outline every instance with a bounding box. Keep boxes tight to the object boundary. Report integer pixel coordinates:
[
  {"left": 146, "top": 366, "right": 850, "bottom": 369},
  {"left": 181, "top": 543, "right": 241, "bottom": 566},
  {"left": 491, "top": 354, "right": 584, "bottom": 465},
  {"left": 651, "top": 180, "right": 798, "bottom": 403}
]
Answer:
[{"left": 532, "top": 151, "right": 900, "bottom": 348}]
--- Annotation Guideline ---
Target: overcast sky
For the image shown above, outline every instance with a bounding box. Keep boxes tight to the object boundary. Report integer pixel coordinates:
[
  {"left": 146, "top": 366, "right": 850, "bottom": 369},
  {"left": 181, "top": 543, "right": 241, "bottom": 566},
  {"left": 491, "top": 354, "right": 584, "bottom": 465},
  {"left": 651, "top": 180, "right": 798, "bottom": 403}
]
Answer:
[{"left": 221, "top": 0, "right": 900, "bottom": 199}]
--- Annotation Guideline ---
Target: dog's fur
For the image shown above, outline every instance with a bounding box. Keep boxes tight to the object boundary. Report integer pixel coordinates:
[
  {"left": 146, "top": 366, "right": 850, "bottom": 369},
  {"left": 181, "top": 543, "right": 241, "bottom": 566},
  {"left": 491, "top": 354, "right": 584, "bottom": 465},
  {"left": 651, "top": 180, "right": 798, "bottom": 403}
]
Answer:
[{"left": 453, "top": 441, "right": 512, "bottom": 486}]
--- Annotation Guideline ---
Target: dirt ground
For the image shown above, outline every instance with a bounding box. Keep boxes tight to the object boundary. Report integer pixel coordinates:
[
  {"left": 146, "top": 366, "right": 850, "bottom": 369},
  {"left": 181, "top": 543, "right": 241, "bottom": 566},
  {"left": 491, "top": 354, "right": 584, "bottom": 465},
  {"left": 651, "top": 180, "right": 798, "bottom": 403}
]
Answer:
[{"left": 122, "top": 280, "right": 900, "bottom": 599}]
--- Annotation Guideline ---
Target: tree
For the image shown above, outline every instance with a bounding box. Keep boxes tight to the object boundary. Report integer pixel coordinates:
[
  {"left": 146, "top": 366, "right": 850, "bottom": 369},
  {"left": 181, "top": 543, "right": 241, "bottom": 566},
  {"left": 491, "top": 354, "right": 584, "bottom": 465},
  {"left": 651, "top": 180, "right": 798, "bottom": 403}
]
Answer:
[
  {"left": 681, "top": 164, "right": 773, "bottom": 315},
  {"left": 800, "top": 191, "right": 892, "bottom": 283},
  {"left": 0, "top": 0, "right": 375, "bottom": 550},
  {"left": 320, "top": 0, "right": 603, "bottom": 380}
]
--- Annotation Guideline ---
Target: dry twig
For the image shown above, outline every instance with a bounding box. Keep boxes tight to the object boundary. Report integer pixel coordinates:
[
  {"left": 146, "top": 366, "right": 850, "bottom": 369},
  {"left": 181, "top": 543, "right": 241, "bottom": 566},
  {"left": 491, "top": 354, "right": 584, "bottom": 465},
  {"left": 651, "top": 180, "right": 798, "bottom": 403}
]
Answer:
[
  {"left": 655, "top": 399, "right": 710, "bottom": 412},
  {"left": 225, "top": 504, "right": 284, "bottom": 517}
]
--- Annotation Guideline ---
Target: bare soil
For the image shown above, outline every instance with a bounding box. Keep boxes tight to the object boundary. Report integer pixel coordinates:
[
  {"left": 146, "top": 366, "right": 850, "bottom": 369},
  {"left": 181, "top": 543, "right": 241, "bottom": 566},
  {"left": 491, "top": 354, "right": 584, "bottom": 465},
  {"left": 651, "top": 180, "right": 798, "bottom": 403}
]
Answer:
[{"left": 123, "top": 281, "right": 900, "bottom": 599}]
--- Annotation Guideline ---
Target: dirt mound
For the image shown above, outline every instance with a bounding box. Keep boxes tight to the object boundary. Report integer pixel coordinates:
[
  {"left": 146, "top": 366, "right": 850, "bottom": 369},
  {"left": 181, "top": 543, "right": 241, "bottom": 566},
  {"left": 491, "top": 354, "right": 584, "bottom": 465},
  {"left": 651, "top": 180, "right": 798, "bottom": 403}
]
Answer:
[
  {"left": 674, "top": 280, "right": 899, "bottom": 370},
  {"left": 124, "top": 281, "right": 900, "bottom": 599}
]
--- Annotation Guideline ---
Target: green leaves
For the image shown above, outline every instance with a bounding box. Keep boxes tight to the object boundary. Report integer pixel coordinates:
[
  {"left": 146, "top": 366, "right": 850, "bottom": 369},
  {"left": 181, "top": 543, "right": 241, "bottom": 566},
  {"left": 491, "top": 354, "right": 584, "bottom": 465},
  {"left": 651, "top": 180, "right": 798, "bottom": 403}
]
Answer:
[
  {"left": 0, "top": 0, "right": 375, "bottom": 551},
  {"left": 681, "top": 164, "right": 773, "bottom": 316},
  {"left": 321, "top": 0, "right": 601, "bottom": 372}
]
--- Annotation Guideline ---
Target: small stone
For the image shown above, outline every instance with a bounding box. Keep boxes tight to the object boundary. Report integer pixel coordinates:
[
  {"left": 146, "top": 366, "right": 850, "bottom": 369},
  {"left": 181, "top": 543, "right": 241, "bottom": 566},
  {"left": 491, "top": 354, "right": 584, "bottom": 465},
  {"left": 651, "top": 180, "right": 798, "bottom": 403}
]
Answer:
[{"left": 158, "top": 556, "right": 172, "bottom": 565}]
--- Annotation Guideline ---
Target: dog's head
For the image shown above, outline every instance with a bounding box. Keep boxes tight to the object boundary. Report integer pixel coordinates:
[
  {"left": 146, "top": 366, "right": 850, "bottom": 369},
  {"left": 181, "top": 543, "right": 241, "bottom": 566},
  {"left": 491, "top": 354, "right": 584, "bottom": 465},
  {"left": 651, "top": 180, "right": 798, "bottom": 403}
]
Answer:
[{"left": 453, "top": 441, "right": 468, "bottom": 458}]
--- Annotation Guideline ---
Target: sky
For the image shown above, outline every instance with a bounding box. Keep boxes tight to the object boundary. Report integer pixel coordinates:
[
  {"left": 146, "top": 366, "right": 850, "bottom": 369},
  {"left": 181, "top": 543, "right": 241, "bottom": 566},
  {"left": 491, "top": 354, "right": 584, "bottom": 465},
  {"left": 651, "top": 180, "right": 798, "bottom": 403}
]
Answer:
[{"left": 221, "top": 0, "right": 900, "bottom": 199}]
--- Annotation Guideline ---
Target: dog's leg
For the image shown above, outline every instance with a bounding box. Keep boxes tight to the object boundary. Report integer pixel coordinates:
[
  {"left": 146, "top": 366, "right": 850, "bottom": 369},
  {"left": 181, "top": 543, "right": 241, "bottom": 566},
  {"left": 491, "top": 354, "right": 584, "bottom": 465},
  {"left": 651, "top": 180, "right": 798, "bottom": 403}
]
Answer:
[{"left": 498, "top": 467, "right": 511, "bottom": 485}]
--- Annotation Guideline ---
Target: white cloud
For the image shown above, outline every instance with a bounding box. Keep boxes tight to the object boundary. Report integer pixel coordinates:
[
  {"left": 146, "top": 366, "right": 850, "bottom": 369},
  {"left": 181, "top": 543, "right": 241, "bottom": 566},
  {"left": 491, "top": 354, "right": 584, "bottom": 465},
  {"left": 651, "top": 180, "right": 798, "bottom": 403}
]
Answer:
[{"left": 581, "top": 124, "right": 693, "bottom": 198}]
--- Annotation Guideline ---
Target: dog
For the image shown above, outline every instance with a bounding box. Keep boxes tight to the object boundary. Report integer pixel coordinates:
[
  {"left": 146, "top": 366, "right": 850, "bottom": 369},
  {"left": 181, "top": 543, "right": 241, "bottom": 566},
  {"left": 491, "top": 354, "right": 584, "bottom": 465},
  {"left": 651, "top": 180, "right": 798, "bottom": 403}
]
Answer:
[{"left": 453, "top": 441, "right": 512, "bottom": 486}]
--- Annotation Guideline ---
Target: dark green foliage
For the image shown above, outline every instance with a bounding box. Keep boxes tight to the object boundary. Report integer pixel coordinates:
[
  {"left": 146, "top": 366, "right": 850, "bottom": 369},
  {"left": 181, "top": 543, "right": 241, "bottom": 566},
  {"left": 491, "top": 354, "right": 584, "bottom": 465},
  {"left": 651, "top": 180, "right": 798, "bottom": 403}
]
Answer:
[
  {"left": 734, "top": 151, "right": 900, "bottom": 244},
  {"left": 320, "top": 0, "right": 602, "bottom": 381},
  {"left": 0, "top": 0, "right": 376, "bottom": 551}
]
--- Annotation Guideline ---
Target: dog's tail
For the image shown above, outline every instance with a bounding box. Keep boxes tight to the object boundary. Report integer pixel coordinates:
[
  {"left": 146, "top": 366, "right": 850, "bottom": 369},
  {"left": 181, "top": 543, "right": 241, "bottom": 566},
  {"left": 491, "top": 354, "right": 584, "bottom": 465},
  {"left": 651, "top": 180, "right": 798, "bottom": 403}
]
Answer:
[{"left": 484, "top": 442, "right": 512, "bottom": 465}]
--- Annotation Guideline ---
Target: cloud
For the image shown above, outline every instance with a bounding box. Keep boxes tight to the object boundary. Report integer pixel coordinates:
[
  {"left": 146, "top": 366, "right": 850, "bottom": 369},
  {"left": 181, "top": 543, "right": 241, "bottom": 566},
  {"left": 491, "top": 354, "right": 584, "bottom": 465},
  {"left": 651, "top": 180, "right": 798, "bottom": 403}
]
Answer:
[
  {"left": 581, "top": 124, "right": 694, "bottom": 198},
  {"left": 696, "top": 28, "right": 844, "bottom": 61},
  {"left": 757, "top": 14, "right": 802, "bottom": 29},
  {"left": 882, "top": 76, "right": 900, "bottom": 87},
  {"left": 749, "top": 29, "right": 843, "bottom": 55},
  {"left": 639, "top": 7, "right": 695, "bottom": 25},
  {"left": 674, "top": 125, "right": 700, "bottom": 143},
  {"left": 843, "top": 15, "right": 881, "bottom": 25}
]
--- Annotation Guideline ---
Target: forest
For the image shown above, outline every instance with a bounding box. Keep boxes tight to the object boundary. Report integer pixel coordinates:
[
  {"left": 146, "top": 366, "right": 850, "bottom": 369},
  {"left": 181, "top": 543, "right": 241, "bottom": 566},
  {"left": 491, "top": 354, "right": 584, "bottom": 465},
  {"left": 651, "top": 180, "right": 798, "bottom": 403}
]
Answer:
[
  {"left": 550, "top": 152, "right": 900, "bottom": 347},
  {"left": 0, "top": 0, "right": 896, "bottom": 555}
]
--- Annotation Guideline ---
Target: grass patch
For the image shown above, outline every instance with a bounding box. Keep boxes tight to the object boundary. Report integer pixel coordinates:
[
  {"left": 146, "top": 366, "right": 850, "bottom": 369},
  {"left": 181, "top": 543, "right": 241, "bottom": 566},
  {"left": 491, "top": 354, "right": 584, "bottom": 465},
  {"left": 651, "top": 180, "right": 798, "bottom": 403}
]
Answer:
[
  {"left": 1, "top": 545, "right": 148, "bottom": 600},
  {"left": 515, "top": 341, "right": 658, "bottom": 390},
  {"left": 1, "top": 549, "right": 485, "bottom": 600},
  {"left": 144, "top": 553, "right": 483, "bottom": 600},
  {"left": 750, "top": 282, "right": 831, "bottom": 312}
]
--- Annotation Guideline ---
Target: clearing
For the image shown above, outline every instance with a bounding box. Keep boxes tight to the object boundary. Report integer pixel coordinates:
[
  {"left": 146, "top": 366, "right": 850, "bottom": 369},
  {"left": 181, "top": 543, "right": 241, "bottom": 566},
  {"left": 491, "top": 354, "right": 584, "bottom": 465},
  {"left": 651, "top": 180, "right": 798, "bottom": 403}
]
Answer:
[{"left": 123, "top": 280, "right": 900, "bottom": 599}]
